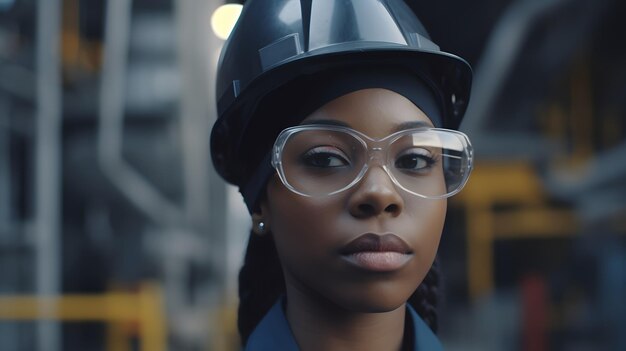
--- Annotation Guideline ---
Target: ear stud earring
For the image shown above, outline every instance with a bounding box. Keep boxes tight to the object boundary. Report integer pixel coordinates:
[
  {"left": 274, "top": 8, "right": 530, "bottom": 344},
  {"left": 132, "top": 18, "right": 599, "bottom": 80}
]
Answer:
[{"left": 252, "top": 216, "right": 268, "bottom": 235}]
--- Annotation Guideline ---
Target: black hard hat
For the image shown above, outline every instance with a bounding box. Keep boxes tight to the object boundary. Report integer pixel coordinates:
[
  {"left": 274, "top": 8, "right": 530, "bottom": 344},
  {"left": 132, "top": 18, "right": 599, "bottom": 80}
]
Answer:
[{"left": 211, "top": 0, "right": 472, "bottom": 189}]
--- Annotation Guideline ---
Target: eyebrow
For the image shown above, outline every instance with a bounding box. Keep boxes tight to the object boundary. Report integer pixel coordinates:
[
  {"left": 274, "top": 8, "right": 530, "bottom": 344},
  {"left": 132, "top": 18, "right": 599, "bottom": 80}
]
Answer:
[
  {"left": 301, "top": 119, "right": 433, "bottom": 132},
  {"left": 391, "top": 121, "right": 433, "bottom": 133},
  {"left": 300, "top": 119, "right": 351, "bottom": 128}
]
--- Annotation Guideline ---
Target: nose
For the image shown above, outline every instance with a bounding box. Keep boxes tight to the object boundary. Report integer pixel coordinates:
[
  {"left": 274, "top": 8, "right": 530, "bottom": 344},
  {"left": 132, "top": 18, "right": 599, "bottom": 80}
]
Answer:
[{"left": 348, "top": 166, "right": 404, "bottom": 219}]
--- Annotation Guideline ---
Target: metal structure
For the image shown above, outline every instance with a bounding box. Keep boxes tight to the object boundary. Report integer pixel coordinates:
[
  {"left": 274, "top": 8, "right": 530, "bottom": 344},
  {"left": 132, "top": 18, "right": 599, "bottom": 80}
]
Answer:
[
  {"left": 1, "top": 0, "right": 231, "bottom": 350},
  {"left": 34, "top": 0, "right": 62, "bottom": 350},
  {"left": 0, "top": 0, "right": 624, "bottom": 350},
  {"left": 456, "top": 0, "right": 613, "bottom": 299}
]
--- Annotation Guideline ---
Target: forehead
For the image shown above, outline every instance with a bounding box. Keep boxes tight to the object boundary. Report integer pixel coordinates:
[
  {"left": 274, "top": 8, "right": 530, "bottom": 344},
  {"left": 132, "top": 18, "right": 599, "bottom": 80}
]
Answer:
[{"left": 301, "top": 88, "right": 434, "bottom": 138}]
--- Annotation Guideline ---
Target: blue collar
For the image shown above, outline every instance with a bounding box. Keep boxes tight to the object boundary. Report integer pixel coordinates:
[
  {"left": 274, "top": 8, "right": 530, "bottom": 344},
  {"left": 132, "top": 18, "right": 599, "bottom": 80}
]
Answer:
[{"left": 244, "top": 298, "right": 443, "bottom": 351}]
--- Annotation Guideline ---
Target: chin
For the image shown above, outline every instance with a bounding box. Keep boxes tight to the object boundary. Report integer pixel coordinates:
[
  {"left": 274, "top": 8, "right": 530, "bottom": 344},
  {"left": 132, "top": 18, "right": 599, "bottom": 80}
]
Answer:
[
  {"left": 339, "top": 296, "right": 409, "bottom": 314},
  {"left": 329, "top": 281, "right": 417, "bottom": 313}
]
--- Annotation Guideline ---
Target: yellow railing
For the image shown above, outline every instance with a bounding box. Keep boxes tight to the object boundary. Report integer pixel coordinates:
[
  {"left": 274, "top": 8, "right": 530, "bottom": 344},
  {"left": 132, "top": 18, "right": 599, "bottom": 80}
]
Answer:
[
  {"left": 455, "top": 161, "right": 578, "bottom": 299},
  {"left": 0, "top": 282, "right": 166, "bottom": 351}
]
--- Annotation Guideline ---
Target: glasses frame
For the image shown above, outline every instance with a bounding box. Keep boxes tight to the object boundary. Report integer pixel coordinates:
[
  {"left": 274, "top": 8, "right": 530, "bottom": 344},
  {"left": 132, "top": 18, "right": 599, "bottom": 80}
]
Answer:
[{"left": 271, "top": 124, "right": 474, "bottom": 199}]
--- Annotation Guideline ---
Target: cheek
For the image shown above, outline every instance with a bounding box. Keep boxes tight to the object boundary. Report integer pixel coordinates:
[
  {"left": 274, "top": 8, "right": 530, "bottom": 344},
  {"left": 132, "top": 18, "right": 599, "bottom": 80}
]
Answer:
[
  {"left": 405, "top": 197, "right": 446, "bottom": 276},
  {"left": 265, "top": 176, "right": 342, "bottom": 259},
  {"left": 265, "top": 176, "right": 353, "bottom": 301},
  {"left": 413, "top": 197, "right": 446, "bottom": 239}
]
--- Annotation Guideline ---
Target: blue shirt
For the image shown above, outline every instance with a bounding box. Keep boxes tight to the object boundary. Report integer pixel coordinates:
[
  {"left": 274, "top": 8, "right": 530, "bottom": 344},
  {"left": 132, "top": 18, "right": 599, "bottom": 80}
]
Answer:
[{"left": 244, "top": 298, "right": 443, "bottom": 350}]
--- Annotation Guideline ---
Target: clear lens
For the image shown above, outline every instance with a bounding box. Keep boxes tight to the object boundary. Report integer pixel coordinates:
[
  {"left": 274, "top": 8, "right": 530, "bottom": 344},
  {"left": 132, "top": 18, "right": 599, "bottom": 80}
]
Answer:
[
  {"left": 272, "top": 126, "right": 472, "bottom": 198},
  {"left": 387, "top": 129, "right": 471, "bottom": 198},
  {"left": 276, "top": 128, "right": 367, "bottom": 196}
]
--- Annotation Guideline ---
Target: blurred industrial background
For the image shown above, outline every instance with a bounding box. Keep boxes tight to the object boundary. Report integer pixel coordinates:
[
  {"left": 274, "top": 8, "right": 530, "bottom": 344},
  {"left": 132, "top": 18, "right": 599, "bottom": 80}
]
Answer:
[{"left": 0, "top": 0, "right": 624, "bottom": 350}]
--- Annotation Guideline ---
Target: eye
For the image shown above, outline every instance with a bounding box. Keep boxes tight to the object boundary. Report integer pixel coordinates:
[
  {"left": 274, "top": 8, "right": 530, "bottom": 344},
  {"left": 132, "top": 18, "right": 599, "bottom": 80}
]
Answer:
[
  {"left": 395, "top": 148, "right": 436, "bottom": 172},
  {"left": 301, "top": 146, "right": 349, "bottom": 168}
]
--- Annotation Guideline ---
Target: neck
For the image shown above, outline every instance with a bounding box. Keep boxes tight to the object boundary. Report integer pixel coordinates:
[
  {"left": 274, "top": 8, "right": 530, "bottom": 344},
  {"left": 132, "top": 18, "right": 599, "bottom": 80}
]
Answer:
[{"left": 284, "top": 285, "right": 407, "bottom": 351}]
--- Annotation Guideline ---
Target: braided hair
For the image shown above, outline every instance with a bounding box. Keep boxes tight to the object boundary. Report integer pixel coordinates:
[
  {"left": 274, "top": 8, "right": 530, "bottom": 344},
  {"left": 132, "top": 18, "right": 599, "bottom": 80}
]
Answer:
[
  {"left": 237, "top": 230, "right": 441, "bottom": 344},
  {"left": 408, "top": 256, "right": 441, "bottom": 333},
  {"left": 237, "top": 232, "right": 285, "bottom": 344}
]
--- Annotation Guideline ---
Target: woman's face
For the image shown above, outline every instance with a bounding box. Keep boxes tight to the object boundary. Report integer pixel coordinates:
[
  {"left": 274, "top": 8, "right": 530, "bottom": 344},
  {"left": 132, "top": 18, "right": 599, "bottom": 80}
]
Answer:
[{"left": 259, "top": 88, "right": 447, "bottom": 312}]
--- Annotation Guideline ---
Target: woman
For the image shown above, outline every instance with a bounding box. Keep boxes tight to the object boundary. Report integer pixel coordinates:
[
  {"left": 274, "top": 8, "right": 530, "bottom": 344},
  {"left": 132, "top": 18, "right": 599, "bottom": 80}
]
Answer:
[{"left": 210, "top": 1, "right": 474, "bottom": 350}]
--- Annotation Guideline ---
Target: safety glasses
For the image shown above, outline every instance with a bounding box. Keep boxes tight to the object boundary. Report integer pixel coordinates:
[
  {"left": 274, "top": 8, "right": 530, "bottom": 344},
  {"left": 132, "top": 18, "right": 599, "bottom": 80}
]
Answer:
[{"left": 271, "top": 125, "right": 473, "bottom": 199}]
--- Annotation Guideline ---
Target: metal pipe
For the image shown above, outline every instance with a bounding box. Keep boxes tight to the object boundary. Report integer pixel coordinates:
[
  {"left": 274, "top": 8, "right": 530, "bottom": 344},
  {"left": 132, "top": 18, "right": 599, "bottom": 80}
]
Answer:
[
  {"left": 176, "top": 0, "right": 212, "bottom": 230},
  {"left": 545, "top": 140, "right": 626, "bottom": 196},
  {"left": 165, "top": 1, "right": 226, "bottom": 347},
  {"left": 0, "top": 96, "right": 10, "bottom": 234},
  {"left": 98, "top": 0, "right": 183, "bottom": 226},
  {"left": 35, "top": 0, "right": 62, "bottom": 349},
  {"left": 462, "top": 0, "right": 569, "bottom": 134}
]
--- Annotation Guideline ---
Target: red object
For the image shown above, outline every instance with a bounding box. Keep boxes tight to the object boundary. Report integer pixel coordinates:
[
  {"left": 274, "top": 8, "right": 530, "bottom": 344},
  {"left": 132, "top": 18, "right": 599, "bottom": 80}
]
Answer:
[{"left": 522, "top": 274, "right": 548, "bottom": 351}]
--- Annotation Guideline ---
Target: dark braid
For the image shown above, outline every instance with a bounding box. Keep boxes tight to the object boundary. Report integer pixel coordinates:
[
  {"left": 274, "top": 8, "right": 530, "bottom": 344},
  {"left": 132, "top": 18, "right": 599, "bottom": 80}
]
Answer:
[
  {"left": 408, "top": 257, "right": 441, "bottom": 333},
  {"left": 238, "top": 234, "right": 441, "bottom": 343},
  {"left": 237, "top": 230, "right": 285, "bottom": 345}
]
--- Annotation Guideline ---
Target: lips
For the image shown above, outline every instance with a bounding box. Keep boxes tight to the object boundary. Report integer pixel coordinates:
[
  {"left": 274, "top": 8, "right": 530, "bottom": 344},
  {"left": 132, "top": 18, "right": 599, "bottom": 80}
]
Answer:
[{"left": 340, "top": 233, "right": 413, "bottom": 272}]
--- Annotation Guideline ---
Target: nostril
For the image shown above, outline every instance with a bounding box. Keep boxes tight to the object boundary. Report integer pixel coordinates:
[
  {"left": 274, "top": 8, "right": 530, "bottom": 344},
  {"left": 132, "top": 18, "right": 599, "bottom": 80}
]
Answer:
[
  {"left": 355, "top": 203, "right": 399, "bottom": 217},
  {"left": 385, "top": 204, "right": 399, "bottom": 214},
  {"left": 357, "top": 203, "right": 375, "bottom": 217}
]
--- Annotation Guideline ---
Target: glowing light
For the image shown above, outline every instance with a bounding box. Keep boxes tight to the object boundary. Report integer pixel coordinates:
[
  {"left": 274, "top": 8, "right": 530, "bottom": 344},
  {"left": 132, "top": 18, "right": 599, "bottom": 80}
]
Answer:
[
  {"left": 0, "top": 0, "right": 15, "bottom": 11},
  {"left": 211, "top": 4, "right": 243, "bottom": 40}
]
